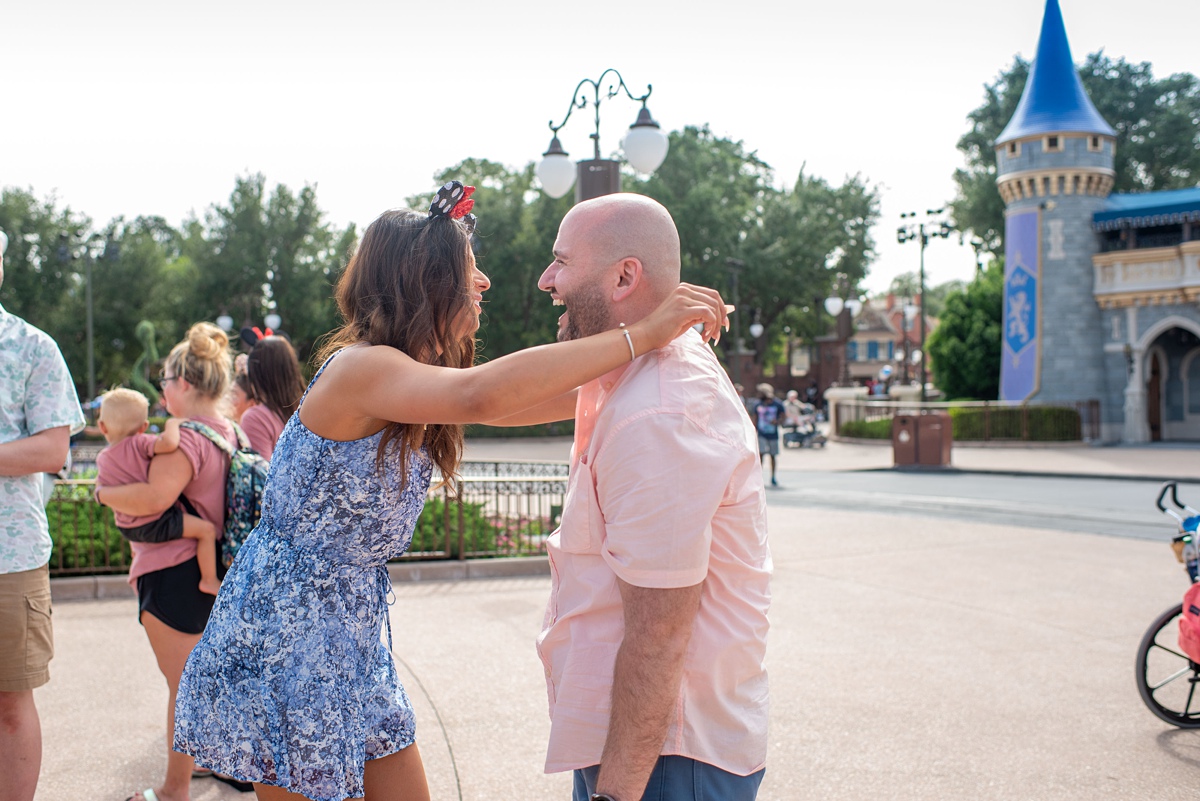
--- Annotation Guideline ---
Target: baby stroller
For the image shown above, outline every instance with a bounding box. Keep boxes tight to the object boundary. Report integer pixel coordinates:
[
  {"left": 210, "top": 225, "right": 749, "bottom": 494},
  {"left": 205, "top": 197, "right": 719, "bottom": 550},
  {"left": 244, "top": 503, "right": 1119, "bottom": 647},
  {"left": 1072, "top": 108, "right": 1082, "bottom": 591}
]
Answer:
[{"left": 783, "top": 404, "right": 827, "bottom": 449}]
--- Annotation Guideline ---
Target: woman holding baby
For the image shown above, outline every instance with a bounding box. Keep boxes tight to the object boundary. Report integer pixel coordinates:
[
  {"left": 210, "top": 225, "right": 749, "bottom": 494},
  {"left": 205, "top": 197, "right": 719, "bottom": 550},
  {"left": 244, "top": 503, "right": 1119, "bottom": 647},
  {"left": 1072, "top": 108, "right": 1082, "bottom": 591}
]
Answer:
[{"left": 96, "top": 322, "right": 241, "bottom": 801}]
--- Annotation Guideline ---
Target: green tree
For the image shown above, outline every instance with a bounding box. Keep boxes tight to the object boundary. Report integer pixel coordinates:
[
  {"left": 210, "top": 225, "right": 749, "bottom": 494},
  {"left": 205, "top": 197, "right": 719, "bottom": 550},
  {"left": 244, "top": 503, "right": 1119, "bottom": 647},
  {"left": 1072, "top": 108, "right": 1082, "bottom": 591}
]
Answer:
[
  {"left": 952, "top": 53, "right": 1200, "bottom": 252},
  {"left": 733, "top": 171, "right": 878, "bottom": 368},
  {"left": 191, "top": 175, "right": 271, "bottom": 331},
  {"left": 189, "top": 174, "right": 352, "bottom": 364},
  {"left": 260, "top": 184, "right": 355, "bottom": 362},
  {"left": 876, "top": 273, "right": 966, "bottom": 321},
  {"left": 0, "top": 188, "right": 87, "bottom": 340},
  {"left": 635, "top": 126, "right": 772, "bottom": 290},
  {"left": 886, "top": 272, "right": 922, "bottom": 300},
  {"left": 633, "top": 126, "right": 879, "bottom": 371},
  {"left": 925, "top": 259, "right": 1004, "bottom": 400}
]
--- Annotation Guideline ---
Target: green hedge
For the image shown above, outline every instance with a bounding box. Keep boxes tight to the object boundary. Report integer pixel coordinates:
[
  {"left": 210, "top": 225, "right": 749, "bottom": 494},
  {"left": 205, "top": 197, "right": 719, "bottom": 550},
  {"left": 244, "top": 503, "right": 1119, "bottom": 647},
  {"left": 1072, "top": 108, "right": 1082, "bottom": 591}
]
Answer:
[
  {"left": 947, "top": 406, "right": 1081, "bottom": 441},
  {"left": 48, "top": 487, "right": 551, "bottom": 575},
  {"left": 839, "top": 418, "right": 893, "bottom": 439},
  {"left": 393, "top": 495, "right": 551, "bottom": 559},
  {"left": 47, "top": 485, "right": 131, "bottom": 573},
  {"left": 838, "top": 406, "right": 1083, "bottom": 442}
]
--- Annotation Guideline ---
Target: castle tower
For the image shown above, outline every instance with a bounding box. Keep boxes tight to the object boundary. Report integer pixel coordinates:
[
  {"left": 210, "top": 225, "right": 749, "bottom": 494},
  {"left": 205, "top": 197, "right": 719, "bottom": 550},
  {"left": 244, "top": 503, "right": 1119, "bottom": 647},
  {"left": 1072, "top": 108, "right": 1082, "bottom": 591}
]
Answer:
[{"left": 994, "top": 0, "right": 1115, "bottom": 406}]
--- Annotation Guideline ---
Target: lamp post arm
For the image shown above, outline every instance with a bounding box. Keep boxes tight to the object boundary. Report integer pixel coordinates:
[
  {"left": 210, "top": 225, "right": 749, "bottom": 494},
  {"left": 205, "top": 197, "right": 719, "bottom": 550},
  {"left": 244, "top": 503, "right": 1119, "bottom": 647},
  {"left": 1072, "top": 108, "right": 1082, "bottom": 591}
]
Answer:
[{"left": 547, "top": 69, "right": 654, "bottom": 161}]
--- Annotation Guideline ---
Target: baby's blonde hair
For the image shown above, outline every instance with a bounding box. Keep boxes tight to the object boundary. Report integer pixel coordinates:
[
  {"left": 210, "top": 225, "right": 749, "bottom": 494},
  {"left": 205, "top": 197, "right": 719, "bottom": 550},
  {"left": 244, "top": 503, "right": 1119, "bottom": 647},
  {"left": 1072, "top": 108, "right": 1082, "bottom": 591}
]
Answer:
[
  {"left": 99, "top": 388, "right": 150, "bottom": 440},
  {"left": 164, "top": 322, "right": 232, "bottom": 400}
]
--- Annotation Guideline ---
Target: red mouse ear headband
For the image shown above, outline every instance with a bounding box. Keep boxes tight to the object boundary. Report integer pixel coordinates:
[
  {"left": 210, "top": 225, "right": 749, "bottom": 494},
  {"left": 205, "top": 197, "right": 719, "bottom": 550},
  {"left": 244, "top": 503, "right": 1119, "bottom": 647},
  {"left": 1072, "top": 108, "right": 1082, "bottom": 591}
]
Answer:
[
  {"left": 428, "top": 180, "right": 477, "bottom": 234},
  {"left": 240, "top": 326, "right": 272, "bottom": 348}
]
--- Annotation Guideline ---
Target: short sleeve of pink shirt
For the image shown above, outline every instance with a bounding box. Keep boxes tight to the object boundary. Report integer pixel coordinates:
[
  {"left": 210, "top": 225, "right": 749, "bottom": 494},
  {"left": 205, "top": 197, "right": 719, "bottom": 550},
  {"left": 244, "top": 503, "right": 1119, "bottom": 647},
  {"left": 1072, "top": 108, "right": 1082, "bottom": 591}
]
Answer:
[
  {"left": 595, "top": 414, "right": 739, "bottom": 589},
  {"left": 174, "top": 418, "right": 234, "bottom": 532},
  {"left": 95, "top": 433, "right": 158, "bottom": 488},
  {"left": 240, "top": 405, "right": 284, "bottom": 460}
]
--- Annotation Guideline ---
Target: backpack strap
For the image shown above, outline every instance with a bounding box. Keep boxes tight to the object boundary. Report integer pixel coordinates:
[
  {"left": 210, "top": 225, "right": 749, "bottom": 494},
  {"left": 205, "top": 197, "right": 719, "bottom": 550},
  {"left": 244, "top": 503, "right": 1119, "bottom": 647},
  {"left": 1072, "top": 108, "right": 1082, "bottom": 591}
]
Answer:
[
  {"left": 230, "top": 421, "right": 252, "bottom": 452},
  {"left": 180, "top": 420, "right": 236, "bottom": 458}
]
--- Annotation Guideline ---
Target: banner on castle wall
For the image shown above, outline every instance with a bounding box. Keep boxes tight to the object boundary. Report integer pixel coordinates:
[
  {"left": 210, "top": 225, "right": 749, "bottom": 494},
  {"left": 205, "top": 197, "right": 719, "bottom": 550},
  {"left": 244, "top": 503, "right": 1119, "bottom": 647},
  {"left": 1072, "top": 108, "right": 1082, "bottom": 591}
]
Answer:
[{"left": 1000, "top": 209, "right": 1041, "bottom": 401}]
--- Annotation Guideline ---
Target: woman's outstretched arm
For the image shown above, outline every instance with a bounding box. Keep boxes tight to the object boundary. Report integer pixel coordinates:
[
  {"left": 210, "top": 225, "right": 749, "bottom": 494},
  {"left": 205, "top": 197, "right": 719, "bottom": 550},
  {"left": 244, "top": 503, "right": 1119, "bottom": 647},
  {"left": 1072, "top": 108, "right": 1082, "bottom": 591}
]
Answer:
[
  {"left": 340, "top": 284, "right": 728, "bottom": 427},
  {"left": 481, "top": 390, "right": 578, "bottom": 427}
]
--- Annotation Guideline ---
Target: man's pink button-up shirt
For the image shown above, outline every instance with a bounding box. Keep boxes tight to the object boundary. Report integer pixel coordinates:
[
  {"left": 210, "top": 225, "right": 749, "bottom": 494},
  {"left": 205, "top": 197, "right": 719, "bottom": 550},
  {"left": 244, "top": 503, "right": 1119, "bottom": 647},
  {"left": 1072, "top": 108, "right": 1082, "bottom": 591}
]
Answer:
[{"left": 536, "top": 331, "right": 771, "bottom": 776}]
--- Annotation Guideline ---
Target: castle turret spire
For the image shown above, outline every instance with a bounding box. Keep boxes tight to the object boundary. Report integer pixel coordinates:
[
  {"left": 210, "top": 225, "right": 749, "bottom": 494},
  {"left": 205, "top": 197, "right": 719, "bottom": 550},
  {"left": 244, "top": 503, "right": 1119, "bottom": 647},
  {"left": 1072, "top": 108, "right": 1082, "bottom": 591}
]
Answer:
[{"left": 996, "top": 0, "right": 1114, "bottom": 145}]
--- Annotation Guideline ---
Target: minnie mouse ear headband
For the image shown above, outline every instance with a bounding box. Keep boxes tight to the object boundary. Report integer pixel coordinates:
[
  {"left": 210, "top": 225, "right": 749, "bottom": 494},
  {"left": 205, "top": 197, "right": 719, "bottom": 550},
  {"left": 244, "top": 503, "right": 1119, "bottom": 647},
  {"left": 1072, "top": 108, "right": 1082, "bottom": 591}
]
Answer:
[
  {"left": 428, "top": 181, "right": 477, "bottom": 235},
  {"left": 240, "top": 326, "right": 290, "bottom": 349}
]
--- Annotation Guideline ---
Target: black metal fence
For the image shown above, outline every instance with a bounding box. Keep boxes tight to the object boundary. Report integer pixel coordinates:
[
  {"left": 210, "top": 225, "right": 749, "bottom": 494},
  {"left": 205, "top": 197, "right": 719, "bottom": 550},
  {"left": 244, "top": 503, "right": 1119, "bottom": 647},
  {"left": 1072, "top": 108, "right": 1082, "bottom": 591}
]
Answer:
[
  {"left": 834, "top": 399, "right": 1101, "bottom": 443},
  {"left": 47, "top": 460, "right": 568, "bottom": 578}
]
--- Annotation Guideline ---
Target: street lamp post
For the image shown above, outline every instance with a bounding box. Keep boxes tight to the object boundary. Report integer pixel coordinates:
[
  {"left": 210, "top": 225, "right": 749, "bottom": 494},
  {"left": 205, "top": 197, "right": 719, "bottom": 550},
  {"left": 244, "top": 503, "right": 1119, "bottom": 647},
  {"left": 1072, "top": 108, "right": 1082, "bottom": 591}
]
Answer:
[
  {"left": 59, "top": 232, "right": 118, "bottom": 401},
  {"left": 748, "top": 312, "right": 764, "bottom": 340},
  {"left": 823, "top": 294, "right": 862, "bottom": 386},
  {"left": 536, "top": 69, "right": 670, "bottom": 203},
  {"left": 897, "top": 209, "right": 953, "bottom": 402},
  {"left": 725, "top": 258, "right": 745, "bottom": 388},
  {"left": 901, "top": 298, "right": 918, "bottom": 384}
]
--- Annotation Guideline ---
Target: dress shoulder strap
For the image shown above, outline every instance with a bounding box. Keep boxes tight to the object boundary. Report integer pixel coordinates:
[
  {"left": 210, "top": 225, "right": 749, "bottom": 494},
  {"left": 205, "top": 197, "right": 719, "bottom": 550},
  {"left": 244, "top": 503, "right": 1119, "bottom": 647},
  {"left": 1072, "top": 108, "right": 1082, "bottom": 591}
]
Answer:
[{"left": 299, "top": 348, "right": 350, "bottom": 407}]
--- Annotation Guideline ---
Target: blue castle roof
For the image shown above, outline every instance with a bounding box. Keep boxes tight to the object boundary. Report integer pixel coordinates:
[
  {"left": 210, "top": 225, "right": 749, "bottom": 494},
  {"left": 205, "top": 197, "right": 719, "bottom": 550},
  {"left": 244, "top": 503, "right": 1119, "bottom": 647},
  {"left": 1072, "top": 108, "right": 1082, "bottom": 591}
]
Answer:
[
  {"left": 1093, "top": 187, "right": 1200, "bottom": 231},
  {"left": 996, "top": 0, "right": 1115, "bottom": 145}
]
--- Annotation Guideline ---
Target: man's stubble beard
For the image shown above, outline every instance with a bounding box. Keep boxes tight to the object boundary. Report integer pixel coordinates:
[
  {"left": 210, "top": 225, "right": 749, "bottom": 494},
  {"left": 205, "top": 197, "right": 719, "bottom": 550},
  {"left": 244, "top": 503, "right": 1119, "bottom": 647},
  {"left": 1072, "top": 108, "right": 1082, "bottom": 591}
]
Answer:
[{"left": 557, "top": 284, "right": 613, "bottom": 342}]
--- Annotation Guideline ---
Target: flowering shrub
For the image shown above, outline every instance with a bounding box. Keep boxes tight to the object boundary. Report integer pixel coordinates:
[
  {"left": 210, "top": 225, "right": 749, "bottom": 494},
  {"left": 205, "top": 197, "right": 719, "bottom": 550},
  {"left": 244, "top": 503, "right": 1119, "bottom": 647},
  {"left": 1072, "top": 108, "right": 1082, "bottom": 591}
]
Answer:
[{"left": 408, "top": 496, "right": 553, "bottom": 559}]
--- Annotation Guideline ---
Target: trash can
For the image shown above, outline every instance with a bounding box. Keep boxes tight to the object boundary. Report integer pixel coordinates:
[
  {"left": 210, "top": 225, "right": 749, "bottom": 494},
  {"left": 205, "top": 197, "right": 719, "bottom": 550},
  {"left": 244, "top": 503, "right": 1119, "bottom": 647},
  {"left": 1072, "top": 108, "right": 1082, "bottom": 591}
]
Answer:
[
  {"left": 892, "top": 411, "right": 952, "bottom": 467},
  {"left": 916, "top": 411, "right": 953, "bottom": 467},
  {"left": 892, "top": 415, "right": 918, "bottom": 466}
]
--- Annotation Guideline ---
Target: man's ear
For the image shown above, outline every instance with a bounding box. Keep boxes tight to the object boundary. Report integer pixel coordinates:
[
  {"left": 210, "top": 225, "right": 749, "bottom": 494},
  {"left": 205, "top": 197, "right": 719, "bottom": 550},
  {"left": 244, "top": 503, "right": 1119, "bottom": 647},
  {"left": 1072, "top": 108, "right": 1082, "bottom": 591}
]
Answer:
[{"left": 611, "top": 257, "right": 643, "bottom": 302}]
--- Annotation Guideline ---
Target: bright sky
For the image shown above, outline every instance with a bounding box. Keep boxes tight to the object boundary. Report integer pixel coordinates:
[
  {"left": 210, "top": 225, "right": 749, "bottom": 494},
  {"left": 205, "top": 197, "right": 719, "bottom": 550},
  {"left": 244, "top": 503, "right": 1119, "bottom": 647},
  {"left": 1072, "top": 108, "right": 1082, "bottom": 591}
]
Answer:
[{"left": 3, "top": 0, "right": 1194, "bottom": 296}]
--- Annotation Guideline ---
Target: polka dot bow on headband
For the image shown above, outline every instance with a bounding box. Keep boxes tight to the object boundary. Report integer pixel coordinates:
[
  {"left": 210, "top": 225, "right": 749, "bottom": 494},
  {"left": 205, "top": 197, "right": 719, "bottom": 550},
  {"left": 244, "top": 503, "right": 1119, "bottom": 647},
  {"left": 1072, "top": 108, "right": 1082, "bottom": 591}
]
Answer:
[{"left": 428, "top": 180, "right": 477, "bottom": 234}]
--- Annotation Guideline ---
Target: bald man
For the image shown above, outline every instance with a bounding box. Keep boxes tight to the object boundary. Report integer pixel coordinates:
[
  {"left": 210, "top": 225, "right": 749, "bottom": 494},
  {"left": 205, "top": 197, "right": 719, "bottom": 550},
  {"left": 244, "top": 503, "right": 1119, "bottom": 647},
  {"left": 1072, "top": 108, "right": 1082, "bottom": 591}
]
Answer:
[{"left": 534, "top": 195, "right": 771, "bottom": 801}]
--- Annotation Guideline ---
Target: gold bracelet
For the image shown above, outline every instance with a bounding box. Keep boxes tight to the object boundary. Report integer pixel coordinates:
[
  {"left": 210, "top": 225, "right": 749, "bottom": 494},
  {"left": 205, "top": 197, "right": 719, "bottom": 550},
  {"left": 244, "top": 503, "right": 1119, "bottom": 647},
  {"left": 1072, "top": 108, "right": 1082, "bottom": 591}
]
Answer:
[{"left": 618, "top": 323, "right": 636, "bottom": 361}]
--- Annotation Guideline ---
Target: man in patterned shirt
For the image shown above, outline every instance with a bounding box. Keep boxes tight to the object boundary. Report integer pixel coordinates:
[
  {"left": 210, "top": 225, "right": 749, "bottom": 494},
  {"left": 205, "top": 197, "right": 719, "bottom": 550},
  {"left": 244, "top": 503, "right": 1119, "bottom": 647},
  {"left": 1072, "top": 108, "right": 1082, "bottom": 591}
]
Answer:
[{"left": 0, "top": 229, "right": 86, "bottom": 801}]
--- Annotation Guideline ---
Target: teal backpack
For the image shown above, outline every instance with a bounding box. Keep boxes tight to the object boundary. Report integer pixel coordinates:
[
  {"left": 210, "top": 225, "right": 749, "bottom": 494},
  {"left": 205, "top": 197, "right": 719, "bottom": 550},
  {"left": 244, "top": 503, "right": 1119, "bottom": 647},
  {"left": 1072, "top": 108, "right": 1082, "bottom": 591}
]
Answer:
[{"left": 180, "top": 421, "right": 270, "bottom": 568}]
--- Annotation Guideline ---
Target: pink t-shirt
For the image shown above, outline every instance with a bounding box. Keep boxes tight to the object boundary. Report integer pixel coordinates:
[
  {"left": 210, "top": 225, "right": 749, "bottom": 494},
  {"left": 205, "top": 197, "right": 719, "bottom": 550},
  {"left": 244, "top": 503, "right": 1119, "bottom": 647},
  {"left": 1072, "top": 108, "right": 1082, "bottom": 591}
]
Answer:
[
  {"left": 126, "top": 415, "right": 236, "bottom": 586},
  {"left": 96, "top": 433, "right": 162, "bottom": 528},
  {"left": 240, "top": 404, "right": 285, "bottom": 460},
  {"left": 536, "top": 331, "right": 772, "bottom": 776}
]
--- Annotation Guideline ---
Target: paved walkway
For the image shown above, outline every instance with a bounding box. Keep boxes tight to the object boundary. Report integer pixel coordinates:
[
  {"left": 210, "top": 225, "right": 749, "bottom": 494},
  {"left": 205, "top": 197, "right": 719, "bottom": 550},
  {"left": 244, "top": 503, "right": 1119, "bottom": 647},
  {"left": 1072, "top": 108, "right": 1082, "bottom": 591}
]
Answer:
[
  {"left": 35, "top": 436, "right": 1200, "bottom": 800},
  {"left": 466, "top": 434, "right": 1200, "bottom": 482}
]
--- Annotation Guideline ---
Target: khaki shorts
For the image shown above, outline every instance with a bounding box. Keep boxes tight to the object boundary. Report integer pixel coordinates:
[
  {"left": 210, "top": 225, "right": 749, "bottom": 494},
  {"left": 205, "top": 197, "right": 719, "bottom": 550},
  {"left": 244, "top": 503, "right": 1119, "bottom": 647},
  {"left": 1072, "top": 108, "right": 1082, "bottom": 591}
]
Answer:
[{"left": 0, "top": 564, "right": 54, "bottom": 691}]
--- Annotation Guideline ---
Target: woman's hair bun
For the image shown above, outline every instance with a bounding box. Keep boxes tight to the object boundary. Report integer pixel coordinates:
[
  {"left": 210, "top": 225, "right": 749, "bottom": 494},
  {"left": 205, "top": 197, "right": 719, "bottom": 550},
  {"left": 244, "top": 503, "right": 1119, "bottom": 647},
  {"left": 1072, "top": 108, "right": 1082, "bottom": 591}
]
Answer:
[{"left": 187, "top": 322, "right": 229, "bottom": 361}]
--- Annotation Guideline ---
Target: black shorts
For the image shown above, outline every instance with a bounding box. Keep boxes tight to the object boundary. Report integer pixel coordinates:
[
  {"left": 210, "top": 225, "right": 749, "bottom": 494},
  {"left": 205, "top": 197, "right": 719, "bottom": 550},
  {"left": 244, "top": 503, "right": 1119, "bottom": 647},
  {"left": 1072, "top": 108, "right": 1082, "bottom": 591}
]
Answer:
[
  {"left": 136, "top": 557, "right": 215, "bottom": 635},
  {"left": 120, "top": 504, "right": 184, "bottom": 544}
]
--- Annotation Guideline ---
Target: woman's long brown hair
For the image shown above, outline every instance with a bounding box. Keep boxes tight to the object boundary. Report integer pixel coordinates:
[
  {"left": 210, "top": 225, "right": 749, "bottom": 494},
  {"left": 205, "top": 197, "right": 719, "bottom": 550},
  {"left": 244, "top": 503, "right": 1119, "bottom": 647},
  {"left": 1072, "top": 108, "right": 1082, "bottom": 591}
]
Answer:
[
  {"left": 315, "top": 209, "right": 476, "bottom": 490},
  {"left": 246, "top": 336, "right": 306, "bottom": 425}
]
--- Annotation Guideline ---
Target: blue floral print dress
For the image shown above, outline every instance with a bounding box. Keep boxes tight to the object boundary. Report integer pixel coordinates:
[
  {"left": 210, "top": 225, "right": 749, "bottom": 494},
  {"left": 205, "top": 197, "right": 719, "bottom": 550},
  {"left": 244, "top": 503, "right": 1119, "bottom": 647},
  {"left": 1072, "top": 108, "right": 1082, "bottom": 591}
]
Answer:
[{"left": 174, "top": 350, "right": 432, "bottom": 801}]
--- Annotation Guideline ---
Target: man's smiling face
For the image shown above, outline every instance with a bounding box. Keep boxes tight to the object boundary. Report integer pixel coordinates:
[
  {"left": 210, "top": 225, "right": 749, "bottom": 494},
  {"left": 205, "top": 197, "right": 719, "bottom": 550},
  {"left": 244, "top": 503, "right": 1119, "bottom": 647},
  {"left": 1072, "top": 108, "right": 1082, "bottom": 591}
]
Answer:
[{"left": 538, "top": 210, "right": 615, "bottom": 342}]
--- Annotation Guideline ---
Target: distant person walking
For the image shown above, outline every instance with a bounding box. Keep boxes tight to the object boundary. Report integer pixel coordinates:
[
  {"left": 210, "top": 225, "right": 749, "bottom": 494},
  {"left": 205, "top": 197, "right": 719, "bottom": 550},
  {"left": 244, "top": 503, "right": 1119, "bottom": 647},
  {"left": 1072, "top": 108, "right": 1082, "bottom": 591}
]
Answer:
[
  {"left": 753, "top": 383, "right": 786, "bottom": 487},
  {"left": 535, "top": 194, "right": 770, "bottom": 801},
  {"left": 0, "top": 230, "right": 87, "bottom": 801},
  {"left": 169, "top": 183, "right": 729, "bottom": 801}
]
